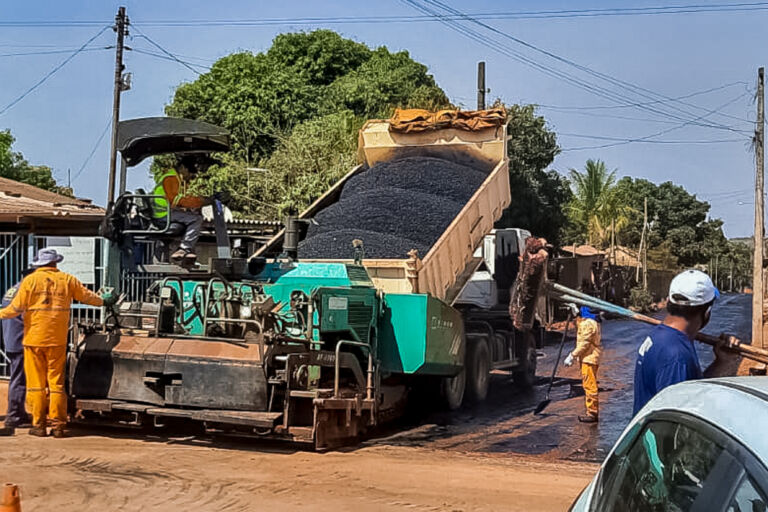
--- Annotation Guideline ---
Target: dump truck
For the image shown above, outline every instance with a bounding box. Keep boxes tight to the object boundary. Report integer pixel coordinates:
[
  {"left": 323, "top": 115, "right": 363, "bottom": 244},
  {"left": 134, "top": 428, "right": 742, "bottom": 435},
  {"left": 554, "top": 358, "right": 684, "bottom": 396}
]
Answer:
[{"left": 69, "top": 110, "right": 541, "bottom": 448}]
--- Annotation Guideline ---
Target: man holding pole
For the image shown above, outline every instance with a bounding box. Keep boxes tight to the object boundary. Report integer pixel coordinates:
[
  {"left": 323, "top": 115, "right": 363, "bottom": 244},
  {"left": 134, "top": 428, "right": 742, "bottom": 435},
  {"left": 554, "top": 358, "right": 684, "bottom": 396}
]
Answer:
[{"left": 633, "top": 269, "right": 719, "bottom": 415}]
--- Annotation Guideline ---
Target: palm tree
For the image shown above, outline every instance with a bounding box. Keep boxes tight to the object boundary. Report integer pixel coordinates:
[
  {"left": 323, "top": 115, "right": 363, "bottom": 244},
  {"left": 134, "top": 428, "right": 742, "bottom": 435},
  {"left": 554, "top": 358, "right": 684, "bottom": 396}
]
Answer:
[{"left": 568, "top": 159, "right": 627, "bottom": 249}]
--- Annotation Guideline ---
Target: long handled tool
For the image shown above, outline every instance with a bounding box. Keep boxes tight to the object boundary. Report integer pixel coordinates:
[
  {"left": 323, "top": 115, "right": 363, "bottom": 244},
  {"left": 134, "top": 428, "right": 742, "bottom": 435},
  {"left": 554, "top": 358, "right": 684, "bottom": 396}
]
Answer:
[
  {"left": 546, "top": 282, "right": 768, "bottom": 366},
  {"left": 533, "top": 313, "right": 573, "bottom": 415}
]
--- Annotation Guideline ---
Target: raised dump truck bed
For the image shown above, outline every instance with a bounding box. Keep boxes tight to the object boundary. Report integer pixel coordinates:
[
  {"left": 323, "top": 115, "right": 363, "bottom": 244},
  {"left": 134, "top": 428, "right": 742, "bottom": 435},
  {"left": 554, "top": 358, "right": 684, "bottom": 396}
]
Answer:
[{"left": 256, "top": 118, "right": 510, "bottom": 303}]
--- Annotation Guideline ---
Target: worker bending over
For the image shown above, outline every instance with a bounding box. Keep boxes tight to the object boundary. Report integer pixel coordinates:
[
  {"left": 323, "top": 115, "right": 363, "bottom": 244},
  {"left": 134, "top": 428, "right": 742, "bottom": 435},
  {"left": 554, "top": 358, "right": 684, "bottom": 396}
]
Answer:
[
  {"left": 0, "top": 249, "right": 115, "bottom": 437},
  {"left": 633, "top": 269, "right": 718, "bottom": 415},
  {"left": 1, "top": 277, "right": 31, "bottom": 433},
  {"left": 564, "top": 306, "right": 603, "bottom": 423},
  {"left": 153, "top": 156, "right": 206, "bottom": 264}
]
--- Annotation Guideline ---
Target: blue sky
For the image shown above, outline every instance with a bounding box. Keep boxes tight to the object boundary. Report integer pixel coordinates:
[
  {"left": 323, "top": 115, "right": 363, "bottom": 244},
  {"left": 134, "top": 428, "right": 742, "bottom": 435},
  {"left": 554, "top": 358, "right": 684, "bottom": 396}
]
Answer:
[{"left": 0, "top": 1, "right": 764, "bottom": 237}]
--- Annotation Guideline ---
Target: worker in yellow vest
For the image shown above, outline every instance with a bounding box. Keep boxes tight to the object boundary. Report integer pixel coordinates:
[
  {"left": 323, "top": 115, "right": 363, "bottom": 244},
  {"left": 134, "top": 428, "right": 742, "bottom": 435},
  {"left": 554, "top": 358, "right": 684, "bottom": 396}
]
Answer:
[{"left": 153, "top": 157, "right": 206, "bottom": 264}]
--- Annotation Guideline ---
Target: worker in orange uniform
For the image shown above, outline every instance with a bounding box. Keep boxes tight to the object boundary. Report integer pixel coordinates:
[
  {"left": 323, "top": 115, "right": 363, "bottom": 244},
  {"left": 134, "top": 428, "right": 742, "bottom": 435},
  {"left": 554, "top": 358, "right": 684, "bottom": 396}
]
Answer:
[
  {"left": 0, "top": 248, "right": 115, "bottom": 438},
  {"left": 153, "top": 156, "right": 206, "bottom": 264},
  {"left": 564, "top": 306, "right": 603, "bottom": 423}
]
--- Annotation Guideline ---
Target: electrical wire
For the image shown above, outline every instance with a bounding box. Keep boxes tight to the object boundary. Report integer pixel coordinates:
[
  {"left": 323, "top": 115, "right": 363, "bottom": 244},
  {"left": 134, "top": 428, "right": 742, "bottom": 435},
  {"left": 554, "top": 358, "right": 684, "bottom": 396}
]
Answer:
[
  {"left": 130, "top": 25, "right": 203, "bottom": 75},
  {"left": 130, "top": 48, "right": 211, "bottom": 72},
  {"left": 6, "top": 2, "right": 768, "bottom": 27},
  {"left": 0, "top": 25, "right": 111, "bottom": 116},
  {"left": 417, "top": 0, "right": 750, "bottom": 134},
  {"left": 0, "top": 46, "right": 112, "bottom": 57},
  {"left": 71, "top": 114, "right": 113, "bottom": 183}
]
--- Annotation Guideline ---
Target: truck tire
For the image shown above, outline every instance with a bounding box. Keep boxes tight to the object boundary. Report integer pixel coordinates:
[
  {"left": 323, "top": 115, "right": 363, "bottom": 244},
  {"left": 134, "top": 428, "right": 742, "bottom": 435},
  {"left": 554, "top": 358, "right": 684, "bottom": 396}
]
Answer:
[
  {"left": 512, "top": 330, "right": 537, "bottom": 388},
  {"left": 466, "top": 338, "right": 490, "bottom": 403},
  {"left": 441, "top": 368, "right": 466, "bottom": 410}
]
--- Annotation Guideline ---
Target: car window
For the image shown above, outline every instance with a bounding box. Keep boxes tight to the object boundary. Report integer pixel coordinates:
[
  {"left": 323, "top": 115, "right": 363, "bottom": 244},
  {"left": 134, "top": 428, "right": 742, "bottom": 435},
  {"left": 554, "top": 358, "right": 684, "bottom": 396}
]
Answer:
[
  {"left": 726, "top": 476, "right": 767, "bottom": 512},
  {"left": 598, "top": 419, "right": 729, "bottom": 511}
]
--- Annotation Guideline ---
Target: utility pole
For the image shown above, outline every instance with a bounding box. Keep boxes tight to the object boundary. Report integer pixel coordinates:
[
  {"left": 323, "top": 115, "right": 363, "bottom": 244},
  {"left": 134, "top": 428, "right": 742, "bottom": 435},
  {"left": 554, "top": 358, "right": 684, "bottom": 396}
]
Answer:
[
  {"left": 477, "top": 61, "right": 486, "bottom": 110},
  {"left": 106, "top": 6, "right": 129, "bottom": 207},
  {"left": 67, "top": 168, "right": 71, "bottom": 189},
  {"left": 754, "top": 67, "right": 765, "bottom": 349},
  {"left": 642, "top": 197, "right": 648, "bottom": 290}
]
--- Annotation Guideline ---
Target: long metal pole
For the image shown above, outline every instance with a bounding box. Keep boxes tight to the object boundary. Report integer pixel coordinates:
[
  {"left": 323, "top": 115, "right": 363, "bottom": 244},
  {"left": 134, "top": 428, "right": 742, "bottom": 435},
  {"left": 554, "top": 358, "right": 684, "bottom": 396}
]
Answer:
[
  {"left": 477, "top": 61, "right": 486, "bottom": 110},
  {"left": 754, "top": 67, "right": 765, "bottom": 349},
  {"left": 106, "top": 6, "right": 127, "bottom": 207}
]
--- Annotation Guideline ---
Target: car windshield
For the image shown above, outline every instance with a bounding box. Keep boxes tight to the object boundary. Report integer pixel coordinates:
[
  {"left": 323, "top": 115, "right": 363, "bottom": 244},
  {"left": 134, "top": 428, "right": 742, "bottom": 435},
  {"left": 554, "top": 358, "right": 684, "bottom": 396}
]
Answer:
[{"left": 595, "top": 419, "right": 727, "bottom": 511}]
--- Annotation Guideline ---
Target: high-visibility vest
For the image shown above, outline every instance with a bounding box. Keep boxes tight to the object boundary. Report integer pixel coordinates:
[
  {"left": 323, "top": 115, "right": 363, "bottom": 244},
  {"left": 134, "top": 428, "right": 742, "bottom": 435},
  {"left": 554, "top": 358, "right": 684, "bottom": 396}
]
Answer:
[{"left": 152, "top": 169, "right": 184, "bottom": 218}]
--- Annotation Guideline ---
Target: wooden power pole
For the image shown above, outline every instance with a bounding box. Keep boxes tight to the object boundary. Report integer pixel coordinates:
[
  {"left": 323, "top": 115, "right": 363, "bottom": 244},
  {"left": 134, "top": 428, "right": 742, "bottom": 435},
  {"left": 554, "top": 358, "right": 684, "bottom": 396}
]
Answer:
[
  {"left": 477, "top": 61, "right": 486, "bottom": 110},
  {"left": 643, "top": 197, "right": 648, "bottom": 290},
  {"left": 754, "top": 66, "right": 765, "bottom": 349},
  {"left": 106, "top": 6, "right": 129, "bottom": 207}
]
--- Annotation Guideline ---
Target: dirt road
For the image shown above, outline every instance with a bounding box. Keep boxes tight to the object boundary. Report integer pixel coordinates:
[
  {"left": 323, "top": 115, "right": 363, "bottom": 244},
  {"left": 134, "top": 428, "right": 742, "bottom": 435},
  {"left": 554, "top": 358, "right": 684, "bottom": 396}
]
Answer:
[
  {"left": 0, "top": 418, "right": 592, "bottom": 511},
  {"left": 0, "top": 295, "right": 749, "bottom": 510}
]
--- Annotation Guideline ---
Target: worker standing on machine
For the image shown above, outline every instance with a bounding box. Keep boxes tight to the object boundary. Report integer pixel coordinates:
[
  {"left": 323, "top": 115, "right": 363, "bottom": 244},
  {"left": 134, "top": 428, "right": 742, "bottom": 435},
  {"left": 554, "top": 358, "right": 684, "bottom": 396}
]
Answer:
[
  {"left": 153, "top": 155, "right": 206, "bottom": 264},
  {"left": 564, "top": 305, "right": 603, "bottom": 423},
  {"left": 0, "top": 249, "right": 116, "bottom": 438}
]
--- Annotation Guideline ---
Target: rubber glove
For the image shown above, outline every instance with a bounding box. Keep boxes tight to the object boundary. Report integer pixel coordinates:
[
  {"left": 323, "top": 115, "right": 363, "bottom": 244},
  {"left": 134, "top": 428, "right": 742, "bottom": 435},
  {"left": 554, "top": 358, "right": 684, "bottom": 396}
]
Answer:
[
  {"left": 564, "top": 353, "right": 574, "bottom": 367},
  {"left": 99, "top": 287, "right": 119, "bottom": 307}
]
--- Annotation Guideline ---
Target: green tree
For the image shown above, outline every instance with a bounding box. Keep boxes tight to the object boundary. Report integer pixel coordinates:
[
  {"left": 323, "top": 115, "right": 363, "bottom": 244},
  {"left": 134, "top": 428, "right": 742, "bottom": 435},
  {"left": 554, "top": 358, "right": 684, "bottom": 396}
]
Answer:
[
  {"left": 162, "top": 30, "right": 451, "bottom": 216},
  {"left": 566, "top": 159, "right": 627, "bottom": 248},
  {"left": 613, "top": 176, "right": 726, "bottom": 268},
  {"left": 495, "top": 104, "right": 570, "bottom": 243},
  {"left": 322, "top": 47, "right": 449, "bottom": 117},
  {"left": 0, "top": 129, "right": 68, "bottom": 195}
]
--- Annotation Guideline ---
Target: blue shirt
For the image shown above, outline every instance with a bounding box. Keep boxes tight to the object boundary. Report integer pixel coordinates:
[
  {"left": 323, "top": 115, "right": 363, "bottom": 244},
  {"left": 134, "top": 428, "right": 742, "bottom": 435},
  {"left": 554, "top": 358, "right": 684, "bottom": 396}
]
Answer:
[
  {"left": 1, "top": 282, "right": 24, "bottom": 353},
  {"left": 633, "top": 324, "right": 702, "bottom": 415}
]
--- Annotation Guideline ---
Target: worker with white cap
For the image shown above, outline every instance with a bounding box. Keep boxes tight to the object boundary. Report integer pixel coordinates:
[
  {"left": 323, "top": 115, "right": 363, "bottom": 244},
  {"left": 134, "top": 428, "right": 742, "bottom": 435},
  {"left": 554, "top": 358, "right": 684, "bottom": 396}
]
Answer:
[{"left": 633, "top": 269, "right": 719, "bottom": 414}]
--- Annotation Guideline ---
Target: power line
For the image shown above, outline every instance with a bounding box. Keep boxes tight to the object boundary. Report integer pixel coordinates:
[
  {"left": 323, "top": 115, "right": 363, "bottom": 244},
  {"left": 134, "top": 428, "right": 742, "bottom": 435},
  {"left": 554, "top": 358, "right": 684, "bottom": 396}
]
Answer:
[
  {"left": 420, "top": 0, "right": 749, "bottom": 134},
  {"left": 130, "top": 48, "right": 211, "bottom": 72},
  {"left": 0, "top": 46, "right": 112, "bottom": 57},
  {"left": 560, "top": 138, "right": 746, "bottom": 151},
  {"left": 130, "top": 25, "right": 203, "bottom": 75},
  {"left": 0, "top": 25, "right": 110, "bottom": 116},
  {"left": 402, "top": 0, "right": 720, "bottom": 129},
  {"left": 6, "top": 2, "right": 768, "bottom": 27},
  {"left": 72, "top": 115, "right": 113, "bottom": 183}
]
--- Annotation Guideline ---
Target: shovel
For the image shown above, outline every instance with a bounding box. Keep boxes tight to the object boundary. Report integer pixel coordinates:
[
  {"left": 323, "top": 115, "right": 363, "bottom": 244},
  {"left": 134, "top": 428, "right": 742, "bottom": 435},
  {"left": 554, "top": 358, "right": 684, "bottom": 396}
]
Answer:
[{"left": 533, "top": 313, "right": 573, "bottom": 415}]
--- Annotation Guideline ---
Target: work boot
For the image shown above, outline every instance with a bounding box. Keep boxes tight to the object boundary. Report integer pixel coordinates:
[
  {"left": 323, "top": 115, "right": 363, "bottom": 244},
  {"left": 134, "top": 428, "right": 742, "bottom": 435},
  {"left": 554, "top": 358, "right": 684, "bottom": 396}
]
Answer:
[
  {"left": 51, "top": 428, "right": 67, "bottom": 439},
  {"left": 170, "top": 248, "right": 187, "bottom": 263},
  {"left": 183, "top": 251, "right": 197, "bottom": 264},
  {"left": 578, "top": 414, "right": 598, "bottom": 424},
  {"left": 28, "top": 426, "right": 47, "bottom": 437},
  {"left": 0, "top": 426, "right": 15, "bottom": 436}
]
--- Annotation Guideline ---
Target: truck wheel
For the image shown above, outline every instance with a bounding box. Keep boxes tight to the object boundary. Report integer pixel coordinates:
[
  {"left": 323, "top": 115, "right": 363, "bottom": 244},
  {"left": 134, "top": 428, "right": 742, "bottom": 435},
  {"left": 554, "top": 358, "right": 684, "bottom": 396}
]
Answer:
[
  {"left": 466, "top": 338, "right": 491, "bottom": 403},
  {"left": 441, "top": 368, "right": 466, "bottom": 410},
  {"left": 512, "top": 331, "right": 537, "bottom": 388}
]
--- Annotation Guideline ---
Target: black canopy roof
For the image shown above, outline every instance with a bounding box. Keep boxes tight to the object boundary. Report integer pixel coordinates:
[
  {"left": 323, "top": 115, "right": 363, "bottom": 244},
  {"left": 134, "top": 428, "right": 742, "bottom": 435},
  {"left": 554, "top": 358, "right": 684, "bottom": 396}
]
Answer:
[{"left": 117, "top": 117, "right": 230, "bottom": 166}]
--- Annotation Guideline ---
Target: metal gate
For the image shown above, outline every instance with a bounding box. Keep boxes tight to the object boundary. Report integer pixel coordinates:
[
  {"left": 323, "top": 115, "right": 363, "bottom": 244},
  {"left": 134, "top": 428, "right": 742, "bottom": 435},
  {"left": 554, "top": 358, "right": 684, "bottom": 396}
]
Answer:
[{"left": 0, "top": 233, "right": 29, "bottom": 378}]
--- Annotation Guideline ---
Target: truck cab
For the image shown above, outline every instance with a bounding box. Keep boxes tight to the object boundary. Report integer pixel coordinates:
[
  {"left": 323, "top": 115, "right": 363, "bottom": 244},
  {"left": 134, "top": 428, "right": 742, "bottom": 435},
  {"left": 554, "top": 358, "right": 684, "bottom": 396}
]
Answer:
[{"left": 454, "top": 228, "right": 531, "bottom": 309}]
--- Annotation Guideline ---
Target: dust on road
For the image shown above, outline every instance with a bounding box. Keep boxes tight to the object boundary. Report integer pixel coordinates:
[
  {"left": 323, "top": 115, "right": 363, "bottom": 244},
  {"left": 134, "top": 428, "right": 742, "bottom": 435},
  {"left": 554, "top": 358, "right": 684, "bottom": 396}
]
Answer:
[{"left": 0, "top": 427, "right": 593, "bottom": 511}]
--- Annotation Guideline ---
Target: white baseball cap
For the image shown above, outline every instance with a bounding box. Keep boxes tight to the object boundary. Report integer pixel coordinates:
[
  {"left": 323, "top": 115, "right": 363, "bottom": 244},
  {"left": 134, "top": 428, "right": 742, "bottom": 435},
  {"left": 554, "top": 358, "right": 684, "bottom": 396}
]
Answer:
[{"left": 668, "top": 269, "right": 720, "bottom": 306}]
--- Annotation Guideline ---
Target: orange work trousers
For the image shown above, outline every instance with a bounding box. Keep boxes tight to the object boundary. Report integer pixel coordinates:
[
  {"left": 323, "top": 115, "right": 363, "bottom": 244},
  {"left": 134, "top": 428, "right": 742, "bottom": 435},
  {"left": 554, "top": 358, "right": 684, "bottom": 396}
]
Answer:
[
  {"left": 24, "top": 345, "right": 67, "bottom": 430},
  {"left": 581, "top": 362, "right": 599, "bottom": 418}
]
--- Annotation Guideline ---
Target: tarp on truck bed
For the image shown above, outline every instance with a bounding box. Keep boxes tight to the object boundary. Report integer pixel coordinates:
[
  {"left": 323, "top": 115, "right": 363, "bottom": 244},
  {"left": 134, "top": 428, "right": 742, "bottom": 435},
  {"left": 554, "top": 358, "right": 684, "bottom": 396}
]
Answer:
[{"left": 388, "top": 108, "right": 506, "bottom": 133}]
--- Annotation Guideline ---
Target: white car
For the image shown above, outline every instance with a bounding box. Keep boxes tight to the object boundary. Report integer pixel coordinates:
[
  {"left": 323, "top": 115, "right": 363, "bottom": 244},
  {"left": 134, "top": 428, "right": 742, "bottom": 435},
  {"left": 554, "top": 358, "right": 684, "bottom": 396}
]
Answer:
[{"left": 570, "top": 377, "right": 768, "bottom": 511}]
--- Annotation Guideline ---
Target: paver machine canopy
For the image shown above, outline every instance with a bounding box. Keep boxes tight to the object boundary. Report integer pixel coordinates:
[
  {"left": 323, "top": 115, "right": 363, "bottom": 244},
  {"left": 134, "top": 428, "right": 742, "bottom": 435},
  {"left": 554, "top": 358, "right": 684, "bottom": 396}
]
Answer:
[{"left": 103, "top": 117, "right": 232, "bottom": 283}]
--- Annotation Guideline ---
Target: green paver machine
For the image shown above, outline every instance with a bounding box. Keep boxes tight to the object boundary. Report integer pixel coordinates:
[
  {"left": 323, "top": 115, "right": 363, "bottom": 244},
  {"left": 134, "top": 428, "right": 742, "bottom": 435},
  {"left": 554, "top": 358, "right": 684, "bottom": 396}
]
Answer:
[{"left": 70, "top": 117, "right": 474, "bottom": 448}]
